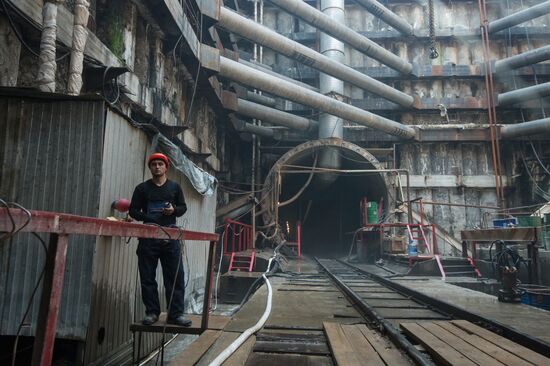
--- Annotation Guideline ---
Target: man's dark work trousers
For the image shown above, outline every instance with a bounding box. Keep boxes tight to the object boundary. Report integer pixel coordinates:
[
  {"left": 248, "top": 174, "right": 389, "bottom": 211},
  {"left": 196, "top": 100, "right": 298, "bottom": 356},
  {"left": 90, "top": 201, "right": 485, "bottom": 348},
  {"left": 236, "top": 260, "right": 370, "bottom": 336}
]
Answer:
[{"left": 137, "top": 239, "right": 185, "bottom": 319}]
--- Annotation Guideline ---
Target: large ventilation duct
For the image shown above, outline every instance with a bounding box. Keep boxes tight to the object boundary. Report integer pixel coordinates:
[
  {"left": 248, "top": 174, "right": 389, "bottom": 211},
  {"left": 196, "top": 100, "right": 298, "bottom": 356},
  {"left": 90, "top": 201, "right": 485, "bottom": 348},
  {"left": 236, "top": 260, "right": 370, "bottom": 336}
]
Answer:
[
  {"left": 219, "top": 7, "right": 414, "bottom": 107},
  {"left": 239, "top": 58, "right": 319, "bottom": 92},
  {"left": 498, "top": 82, "right": 550, "bottom": 106},
  {"left": 267, "top": 0, "right": 413, "bottom": 74},
  {"left": 501, "top": 118, "right": 550, "bottom": 139},
  {"left": 237, "top": 98, "right": 318, "bottom": 131},
  {"left": 233, "top": 119, "right": 276, "bottom": 139},
  {"left": 318, "top": 0, "right": 345, "bottom": 186},
  {"left": 494, "top": 45, "right": 550, "bottom": 73},
  {"left": 488, "top": 1, "right": 550, "bottom": 34},
  {"left": 219, "top": 57, "right": 416, "bottom": 139},
  {"left": 353, "top": 0, "right": 414, "bottom": 35},
  {"left": 245, "top": 91, "right": 277, "bottom": 107}
]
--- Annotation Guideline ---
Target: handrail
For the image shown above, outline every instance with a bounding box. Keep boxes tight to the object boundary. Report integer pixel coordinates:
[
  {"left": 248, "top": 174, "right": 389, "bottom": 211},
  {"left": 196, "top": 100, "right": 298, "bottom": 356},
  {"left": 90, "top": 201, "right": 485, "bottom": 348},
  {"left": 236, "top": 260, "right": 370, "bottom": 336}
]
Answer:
[{"left": 223, "top": 218, "right": 254, "bottom": 254}]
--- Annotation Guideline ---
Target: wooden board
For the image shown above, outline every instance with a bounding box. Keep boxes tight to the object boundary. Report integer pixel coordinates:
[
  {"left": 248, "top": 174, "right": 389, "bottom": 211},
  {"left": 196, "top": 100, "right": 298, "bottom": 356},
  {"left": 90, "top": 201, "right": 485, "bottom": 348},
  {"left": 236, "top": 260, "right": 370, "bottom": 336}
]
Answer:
[
  {"left": 451, "top": 320, "right": 550, "bottom": 366},
  {"left": 323, "top": 322, "right": 363, "bottom": 366},
  {"left": 223, "top": 336, "right": 256, "bottom": 366},
  {"left": 130, "top": 313, "right": 230, "bottom": 334},
  {"left": 245, "top": 352, "right": 333, "bottom": 366},
  {"left": 340, "top": 325, "right": 385, "bottom": 366},
  {"left": 400, "top": 323, "right": 477, "bottom": 366},
  {"left": 434, "top": 322, "right": 531, "bottom": 366},
  {"left": 170, "top": 330, "right": 221, "bottom": 366},
  {"left": 418, "top": 323, "right": 503, "bottom": 366},
  {"left": 356, "top": 325, "right": 412, "bottom": 366}
]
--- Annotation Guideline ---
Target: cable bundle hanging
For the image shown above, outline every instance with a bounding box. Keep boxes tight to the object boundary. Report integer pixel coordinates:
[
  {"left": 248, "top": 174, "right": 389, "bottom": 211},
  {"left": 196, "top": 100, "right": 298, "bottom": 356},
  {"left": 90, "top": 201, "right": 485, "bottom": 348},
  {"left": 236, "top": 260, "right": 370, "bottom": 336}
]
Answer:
[{"left": 428, "top": 0, "right": 439, "bottom": 59}]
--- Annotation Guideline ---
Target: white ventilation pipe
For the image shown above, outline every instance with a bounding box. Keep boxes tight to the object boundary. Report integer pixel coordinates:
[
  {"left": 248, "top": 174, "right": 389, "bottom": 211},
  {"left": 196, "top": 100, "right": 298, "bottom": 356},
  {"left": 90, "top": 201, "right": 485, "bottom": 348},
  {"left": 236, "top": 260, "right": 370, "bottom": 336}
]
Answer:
[
  {"left": 268, "top": 0, "right": 413, "bottom": 74},
  {"left": 353, "top": 0, "right": 414, "bottom": 35},
  {"left": 218, "top": 7, "right": 414, "bottom": 106},
  {"left": 237, "top": 98, "right": 318, "bottom": 131},
  {"left": 219, "top": 57, "right": 416, "bottom": 139}
]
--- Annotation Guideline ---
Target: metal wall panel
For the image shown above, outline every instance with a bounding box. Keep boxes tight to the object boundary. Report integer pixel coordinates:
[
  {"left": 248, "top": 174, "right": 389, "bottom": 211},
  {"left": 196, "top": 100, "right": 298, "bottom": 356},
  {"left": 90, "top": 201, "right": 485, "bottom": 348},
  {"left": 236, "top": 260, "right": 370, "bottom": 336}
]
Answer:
[
  {"left": 83, "top": 108, "right": 217, "bottom": 364},
  {"left": 0, "top": 95, "right": 105, "bottom": 339}
]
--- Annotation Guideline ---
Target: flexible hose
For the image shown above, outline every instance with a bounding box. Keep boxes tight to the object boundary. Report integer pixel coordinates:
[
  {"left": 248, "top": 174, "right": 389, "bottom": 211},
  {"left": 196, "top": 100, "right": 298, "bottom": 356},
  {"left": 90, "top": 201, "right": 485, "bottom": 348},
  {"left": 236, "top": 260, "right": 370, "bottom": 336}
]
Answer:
[{"left": 208, "top": 258, "right": 274, "bottom": 366}]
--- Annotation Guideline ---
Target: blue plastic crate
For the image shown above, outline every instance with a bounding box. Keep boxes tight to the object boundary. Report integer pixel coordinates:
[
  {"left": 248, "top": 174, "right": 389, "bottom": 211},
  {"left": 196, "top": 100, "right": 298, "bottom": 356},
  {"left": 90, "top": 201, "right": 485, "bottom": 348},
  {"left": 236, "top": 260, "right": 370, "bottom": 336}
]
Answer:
[
  {"left": 520, "top": 285, "right": 550, "bottom": 311},
  {"left": 492, "top": 218, "right": 518, "bottom": 228}
]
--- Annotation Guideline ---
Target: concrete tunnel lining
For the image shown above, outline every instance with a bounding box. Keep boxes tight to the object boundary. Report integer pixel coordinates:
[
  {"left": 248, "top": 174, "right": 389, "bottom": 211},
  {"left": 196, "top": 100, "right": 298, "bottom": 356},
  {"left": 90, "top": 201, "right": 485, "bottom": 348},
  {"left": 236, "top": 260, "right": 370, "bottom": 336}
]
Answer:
[{"left": 261, "top": 139, "right": 393, "bottom": 256}]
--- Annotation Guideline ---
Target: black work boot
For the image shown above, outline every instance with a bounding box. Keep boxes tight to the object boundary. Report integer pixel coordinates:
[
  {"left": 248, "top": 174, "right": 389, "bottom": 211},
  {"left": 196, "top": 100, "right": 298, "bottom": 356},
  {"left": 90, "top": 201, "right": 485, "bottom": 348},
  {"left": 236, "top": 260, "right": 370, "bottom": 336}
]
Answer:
[
  {"left": 142, "top": 313, "right": 159, "bottom": 325},
  {"left": 167, "top": 315, "right": 192, "bottom": 327}
]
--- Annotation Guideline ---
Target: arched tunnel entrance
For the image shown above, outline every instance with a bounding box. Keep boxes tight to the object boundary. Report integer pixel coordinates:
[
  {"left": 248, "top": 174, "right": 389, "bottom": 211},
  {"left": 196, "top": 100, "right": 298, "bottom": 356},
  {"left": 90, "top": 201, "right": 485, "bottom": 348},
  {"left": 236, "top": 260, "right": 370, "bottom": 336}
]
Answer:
[{"left": 261, "top": 139, "right": 392, "bottom": 257}]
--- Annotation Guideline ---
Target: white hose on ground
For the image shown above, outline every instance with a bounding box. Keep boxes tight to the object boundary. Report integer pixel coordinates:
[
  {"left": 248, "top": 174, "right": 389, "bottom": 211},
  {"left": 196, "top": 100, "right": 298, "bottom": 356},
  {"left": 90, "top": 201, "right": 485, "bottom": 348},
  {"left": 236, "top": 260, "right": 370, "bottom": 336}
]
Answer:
[{"left": 208, "top": 258, "right": 274, "bottom": 366}]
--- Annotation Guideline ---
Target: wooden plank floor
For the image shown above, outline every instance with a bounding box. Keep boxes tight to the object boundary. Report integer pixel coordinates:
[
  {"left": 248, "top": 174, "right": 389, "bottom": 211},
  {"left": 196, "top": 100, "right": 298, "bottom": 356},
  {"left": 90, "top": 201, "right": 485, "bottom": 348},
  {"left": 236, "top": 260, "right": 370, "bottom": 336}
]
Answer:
[
  {"left": 323, "top": 322, "right": 412, "bottom": 366},
  {"left": 400, "top": 320, "right": 550, "bottom": 366},
  {"left": 129, "top": 313, "right": 230, "bottom": 334}
]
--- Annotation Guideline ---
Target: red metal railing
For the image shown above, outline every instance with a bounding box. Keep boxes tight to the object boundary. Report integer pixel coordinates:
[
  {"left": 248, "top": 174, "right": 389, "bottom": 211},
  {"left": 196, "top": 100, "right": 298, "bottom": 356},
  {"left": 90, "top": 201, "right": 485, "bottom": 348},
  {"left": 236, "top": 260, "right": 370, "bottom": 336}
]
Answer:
[
  {"left": 0, "top": 208, "right": 218, "bottom": 366},
  {"left": 223, "top": 218, "right": 254, "bottom": 255},
  {"left": 285, "top": 221, "right": 301, "bottom": 258}
]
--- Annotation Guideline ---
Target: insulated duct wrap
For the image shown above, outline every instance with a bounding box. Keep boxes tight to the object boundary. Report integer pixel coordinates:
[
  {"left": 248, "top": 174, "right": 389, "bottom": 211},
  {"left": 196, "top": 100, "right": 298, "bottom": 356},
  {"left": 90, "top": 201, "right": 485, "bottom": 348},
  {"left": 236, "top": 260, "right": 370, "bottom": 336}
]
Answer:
[
  {"left": 37, "top": 1, "right": 62, "bottom": 92},
  {"left": 67, "top": 0, "right": 90, "bottom": 95}
]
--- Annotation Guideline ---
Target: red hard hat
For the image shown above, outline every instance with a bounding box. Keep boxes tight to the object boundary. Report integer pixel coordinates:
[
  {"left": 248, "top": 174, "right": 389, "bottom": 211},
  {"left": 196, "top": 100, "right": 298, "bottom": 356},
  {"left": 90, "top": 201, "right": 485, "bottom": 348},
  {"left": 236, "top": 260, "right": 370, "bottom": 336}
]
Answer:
[
  {"left": 148, "top": 153, "right": 169, "bottom": 167},
  {"left": 112, "top": 198, "right": 131, "bottom": 212}
]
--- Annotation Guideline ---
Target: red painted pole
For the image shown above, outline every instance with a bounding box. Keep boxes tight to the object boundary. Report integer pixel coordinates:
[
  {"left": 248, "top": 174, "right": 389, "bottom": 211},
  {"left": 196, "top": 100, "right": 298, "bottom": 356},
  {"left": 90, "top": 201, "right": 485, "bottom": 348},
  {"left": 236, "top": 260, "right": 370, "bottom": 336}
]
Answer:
[
  {"left": 201, "top": 240, "right": 216, "bottom": 330},
  {"left": 297, "top": 222, "right": 301, "bottom": 258},
  {"left": 231, "top": 224, "right": 236, "bottom": 253},
  {"left": 31, "top": 234, "right": 69, "bottom": 366}
]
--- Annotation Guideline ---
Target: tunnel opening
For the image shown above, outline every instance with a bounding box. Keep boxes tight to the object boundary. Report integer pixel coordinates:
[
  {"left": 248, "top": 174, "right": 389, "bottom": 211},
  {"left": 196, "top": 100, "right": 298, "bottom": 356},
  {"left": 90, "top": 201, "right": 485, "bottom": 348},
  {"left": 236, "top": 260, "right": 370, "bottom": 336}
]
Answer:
[{"left": 261, "top": 139, "right": 391, "bottom": 258}]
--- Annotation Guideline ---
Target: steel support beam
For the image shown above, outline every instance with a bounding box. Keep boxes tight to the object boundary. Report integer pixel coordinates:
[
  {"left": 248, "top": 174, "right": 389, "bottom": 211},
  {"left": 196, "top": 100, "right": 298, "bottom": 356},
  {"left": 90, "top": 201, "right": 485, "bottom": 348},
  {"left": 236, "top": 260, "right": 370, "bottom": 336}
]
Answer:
[
  {"left": 237, "top": 98, "right": 317, "bottom": 131},
  {"left": 267, "top": 0, "right": 413, "bottom": 74},
  {"left": 245, "top": 91, "right": 277, "bottom": 107},
  {"left": 498, "top": 81, "right": 550, "bottom": 105},
  {"left": 353, "top": 0, "right": 414, "bottom": 35},
  {"left": 31, "top": 234, "right": 69, "bottom": 366},
  {"left": 488, "top": 1, "right": 550, "bottom": 34},
  {"left": 218, "top": 7, "right": 414, "bottom": 106},
  {"left": 500, "top": 117, "right": 550, "bottom": 138},
  {"left": 495, "top": 45, "right": 550, "bottom": 73},
  {"left": 220, "top": 57, "right": 416, "bottom": 139}
]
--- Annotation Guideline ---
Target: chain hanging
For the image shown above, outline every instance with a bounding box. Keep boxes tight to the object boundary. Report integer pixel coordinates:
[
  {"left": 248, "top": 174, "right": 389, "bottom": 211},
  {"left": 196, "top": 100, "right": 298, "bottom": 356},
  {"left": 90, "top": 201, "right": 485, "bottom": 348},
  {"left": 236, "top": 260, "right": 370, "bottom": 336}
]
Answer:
[{"left": 428, "top": 0, "right": 439, "bottom": 59}]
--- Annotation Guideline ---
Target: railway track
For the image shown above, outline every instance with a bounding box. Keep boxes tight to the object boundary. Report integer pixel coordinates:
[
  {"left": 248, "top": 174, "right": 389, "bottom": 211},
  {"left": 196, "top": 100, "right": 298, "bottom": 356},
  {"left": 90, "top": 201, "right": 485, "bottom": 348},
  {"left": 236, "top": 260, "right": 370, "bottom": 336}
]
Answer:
[{"left": 315, "top": 258, "right": 550, "bottom": 366}]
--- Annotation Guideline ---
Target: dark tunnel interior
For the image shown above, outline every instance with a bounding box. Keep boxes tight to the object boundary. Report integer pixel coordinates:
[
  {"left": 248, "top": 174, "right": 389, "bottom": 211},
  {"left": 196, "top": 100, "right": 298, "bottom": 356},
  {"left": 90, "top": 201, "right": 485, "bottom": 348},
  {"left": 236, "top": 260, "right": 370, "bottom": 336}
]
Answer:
[{"left": 276, "top": 147, "right": 389, "bottom": 257}]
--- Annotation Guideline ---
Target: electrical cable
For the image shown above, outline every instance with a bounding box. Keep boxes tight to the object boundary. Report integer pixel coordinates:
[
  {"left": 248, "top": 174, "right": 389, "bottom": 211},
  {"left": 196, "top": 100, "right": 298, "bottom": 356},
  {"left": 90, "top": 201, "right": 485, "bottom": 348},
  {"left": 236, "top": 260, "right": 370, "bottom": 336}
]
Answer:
[{"left": 11, "top": 231, "right": 47, "bottom": 366}]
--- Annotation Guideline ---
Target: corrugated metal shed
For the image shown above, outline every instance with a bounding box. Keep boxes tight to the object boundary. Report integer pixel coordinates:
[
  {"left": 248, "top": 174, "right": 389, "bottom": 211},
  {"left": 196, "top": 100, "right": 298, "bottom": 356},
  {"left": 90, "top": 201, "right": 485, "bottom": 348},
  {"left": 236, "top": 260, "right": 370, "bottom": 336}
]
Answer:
[
  {"left": 0, "top": 94, "right": 217, "bottom": 365},
  {"left": 0, "top": 94, "right": 105, "bottom": 339},
  {"left": 83, "top": 108, "right": 217, "bottom": 364}
]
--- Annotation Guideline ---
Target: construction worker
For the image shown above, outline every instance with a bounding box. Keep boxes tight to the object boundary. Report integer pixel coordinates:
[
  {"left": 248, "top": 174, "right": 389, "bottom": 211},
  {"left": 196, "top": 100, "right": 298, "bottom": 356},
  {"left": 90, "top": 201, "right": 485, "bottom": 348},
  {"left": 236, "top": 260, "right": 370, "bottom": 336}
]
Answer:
[{"left": 129, "top": 153, "right": 191, "bottom": 327}]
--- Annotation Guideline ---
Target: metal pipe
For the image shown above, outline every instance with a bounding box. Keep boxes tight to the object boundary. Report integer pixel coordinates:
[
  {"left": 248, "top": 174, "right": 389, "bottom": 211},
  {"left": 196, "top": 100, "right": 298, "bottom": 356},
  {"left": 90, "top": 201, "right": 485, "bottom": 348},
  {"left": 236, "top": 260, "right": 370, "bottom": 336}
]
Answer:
[
  {"left": 245, "top": 91, "right": 277, "bottom": 107},
  {"left": 237, "top": 98, "right": 317, "bottom": 131},
  {"left": 497, "top": 81, "right": 550, "bottom": 105},
  {"left": 220, "top": 57, "right": 416, "bottom": 139},
  {"left": 353, "top": 0, "right": 414, "bottom": 35},
  {"left": 267, "top": 0, "right": 413, "bottom": 74},
  {"left": 317, "top": 0, "right": 345, "bottom": 185},
  {"left": 500, "top": 117, "right": 550, "bottom": 139},
  {"left": 488, "top": 1, "right": 550, "bottom": 34},
  {"left": 238, "top": 121, "right": 276, "bottom": 138},
  {"left": 219, "top": 7, "right": 414, "bottom": 106},
  {"left": 239, "top": 58, "right": 319, "bottom": 92},
  {"left": 494, "top": 45, "right": 550, "bottom": 73}
]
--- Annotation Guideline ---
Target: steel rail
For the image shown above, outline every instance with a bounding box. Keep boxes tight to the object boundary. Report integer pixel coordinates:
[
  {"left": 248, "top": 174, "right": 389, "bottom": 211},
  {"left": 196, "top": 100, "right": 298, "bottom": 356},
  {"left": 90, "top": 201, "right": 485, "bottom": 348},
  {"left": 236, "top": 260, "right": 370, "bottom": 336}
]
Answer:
[
  {"left": 340, "top": 260, "right": 550, "bottom": 358},
  {"left": 316, "top": 258, "right": 435, "bottom": 366}
]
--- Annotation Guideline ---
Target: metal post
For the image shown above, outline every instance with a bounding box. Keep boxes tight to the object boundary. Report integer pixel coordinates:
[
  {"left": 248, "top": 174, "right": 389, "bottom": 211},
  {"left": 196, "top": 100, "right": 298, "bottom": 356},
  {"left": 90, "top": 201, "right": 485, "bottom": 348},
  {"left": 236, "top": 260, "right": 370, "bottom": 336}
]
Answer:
[
  {"left": 31, "top": 233, "right": 69, "bottom": 366},
  {"left": 201, "top": 240, "right": 216, "bottom": 330}
]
